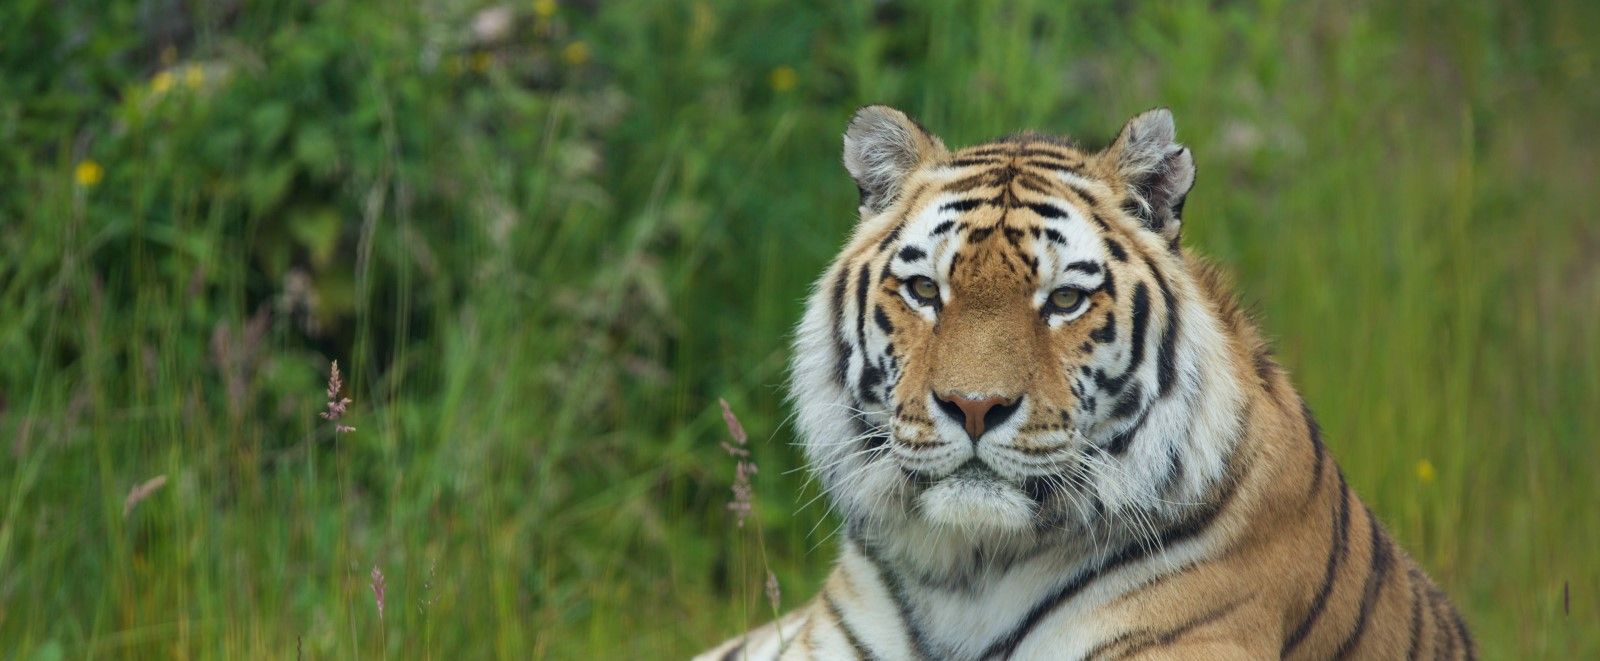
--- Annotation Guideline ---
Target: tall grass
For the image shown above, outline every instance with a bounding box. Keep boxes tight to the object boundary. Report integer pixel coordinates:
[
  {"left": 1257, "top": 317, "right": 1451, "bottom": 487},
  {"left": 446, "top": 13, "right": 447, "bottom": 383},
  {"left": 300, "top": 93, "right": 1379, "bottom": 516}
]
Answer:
[{"left": 1, "top": 0, "right": 1595, "bottom": 657}]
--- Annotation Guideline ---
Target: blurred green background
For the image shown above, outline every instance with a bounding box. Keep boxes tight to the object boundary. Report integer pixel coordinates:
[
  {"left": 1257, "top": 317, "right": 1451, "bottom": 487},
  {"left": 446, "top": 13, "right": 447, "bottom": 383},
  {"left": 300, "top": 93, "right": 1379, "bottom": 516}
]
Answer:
[{"left": 2, "top": 0, "right": 1596, "bottom": 657}]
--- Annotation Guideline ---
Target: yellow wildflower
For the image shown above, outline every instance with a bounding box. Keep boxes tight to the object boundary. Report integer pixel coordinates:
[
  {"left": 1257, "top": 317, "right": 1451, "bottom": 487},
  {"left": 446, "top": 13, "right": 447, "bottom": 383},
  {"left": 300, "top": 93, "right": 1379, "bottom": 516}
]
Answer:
[
  {"left": 534, "top": 0, "right": 558, "bottom": 18},
  {"left": 151, "top": 70, "right": 175, "bottom": 94},
  {"left": 561, "top": 41, "right": 589, "bottom": 66},
  {"left": 471, "top": 51, "right": 492, "bottom": 73},
  {"left": 184, "top": 64, "right": 204, "bottom": 89},
  {"left": 1415, "top": 459, "right": 1436, "bottom": 484},
  {"left": 75, "top": 160, "right": 105, "bottom": 187},
  {"left": 160, "top": 45, "right": 178, "bottom": 66},
  {"left": 768, "top": 66, "right": 798, "bottom": 93}
]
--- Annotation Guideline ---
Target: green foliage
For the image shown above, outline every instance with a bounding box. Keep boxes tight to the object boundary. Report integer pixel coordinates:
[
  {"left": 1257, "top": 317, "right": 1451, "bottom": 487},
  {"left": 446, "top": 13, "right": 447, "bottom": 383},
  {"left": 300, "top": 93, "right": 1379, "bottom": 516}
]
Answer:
[{"left": 1, "top": 0, "right": 1596, "bottom": 657}]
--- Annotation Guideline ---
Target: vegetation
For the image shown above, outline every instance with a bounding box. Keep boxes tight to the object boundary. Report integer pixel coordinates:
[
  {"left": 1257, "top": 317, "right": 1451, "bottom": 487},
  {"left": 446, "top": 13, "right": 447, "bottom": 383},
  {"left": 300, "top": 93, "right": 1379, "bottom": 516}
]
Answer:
[{"left": 1, "top": 0, "right": 1595, "bottom": 657}]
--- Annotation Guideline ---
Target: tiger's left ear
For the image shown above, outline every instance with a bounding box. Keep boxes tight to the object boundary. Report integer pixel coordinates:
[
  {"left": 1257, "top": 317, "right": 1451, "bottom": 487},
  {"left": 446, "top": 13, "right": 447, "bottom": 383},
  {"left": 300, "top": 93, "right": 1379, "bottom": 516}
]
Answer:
[
  {"left": 843, "top": 105, "right": 948, "bottom": 218},
  {"left": 1101, "top": 108, "right": 1195, "bottom": 249}
]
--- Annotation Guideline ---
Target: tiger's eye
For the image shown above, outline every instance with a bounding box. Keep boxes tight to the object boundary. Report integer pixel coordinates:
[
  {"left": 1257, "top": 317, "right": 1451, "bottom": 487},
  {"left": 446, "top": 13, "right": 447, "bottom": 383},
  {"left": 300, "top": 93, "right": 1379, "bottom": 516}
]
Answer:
[
  {"left": 1050, "top": 287, "right": 1084, "bottom": 310},
  {"left": 910, "top": 276, "right": 940, "bottom": 302}
]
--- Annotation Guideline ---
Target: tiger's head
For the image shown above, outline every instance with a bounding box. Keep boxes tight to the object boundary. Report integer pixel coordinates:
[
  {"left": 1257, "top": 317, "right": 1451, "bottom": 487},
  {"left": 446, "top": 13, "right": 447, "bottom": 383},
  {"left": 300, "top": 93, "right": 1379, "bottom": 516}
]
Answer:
[{"left": 792, "top": 106, "right": 1247, "bottom": 569}]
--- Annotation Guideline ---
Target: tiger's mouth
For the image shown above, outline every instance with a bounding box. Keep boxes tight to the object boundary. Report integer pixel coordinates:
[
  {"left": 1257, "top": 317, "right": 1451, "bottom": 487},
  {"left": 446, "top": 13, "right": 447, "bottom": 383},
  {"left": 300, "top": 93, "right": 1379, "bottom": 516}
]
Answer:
[
  {"left": 902, "top": 458, "right": 999, "bottom": 488},
  {"left": 909, "top": 459, "right": 1038, "bottom": 533},
  {"left": 941, "top": 458, "right": 1001, "bottom": 482}
]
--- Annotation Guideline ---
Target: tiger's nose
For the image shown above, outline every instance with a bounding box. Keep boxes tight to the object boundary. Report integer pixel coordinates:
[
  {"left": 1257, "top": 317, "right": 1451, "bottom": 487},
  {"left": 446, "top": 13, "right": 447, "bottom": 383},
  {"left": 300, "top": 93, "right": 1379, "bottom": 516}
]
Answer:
[{"left": 934, "top": 392, "right": 1021, "bottom": 441}]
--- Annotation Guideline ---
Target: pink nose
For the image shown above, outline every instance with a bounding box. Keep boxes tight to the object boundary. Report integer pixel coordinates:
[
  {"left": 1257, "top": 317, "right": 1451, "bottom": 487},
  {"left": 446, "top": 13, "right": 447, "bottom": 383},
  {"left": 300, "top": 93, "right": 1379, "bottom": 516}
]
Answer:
[{"left": 935, "top": 393, "right": 1021, "bottom": 441}]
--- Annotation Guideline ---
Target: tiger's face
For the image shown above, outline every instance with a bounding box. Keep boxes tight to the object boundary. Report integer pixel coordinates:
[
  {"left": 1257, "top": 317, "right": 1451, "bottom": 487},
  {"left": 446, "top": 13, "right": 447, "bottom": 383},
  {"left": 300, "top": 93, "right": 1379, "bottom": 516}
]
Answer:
[{"left": 794, "top": 107, "right": 1236, "bottom": 552}]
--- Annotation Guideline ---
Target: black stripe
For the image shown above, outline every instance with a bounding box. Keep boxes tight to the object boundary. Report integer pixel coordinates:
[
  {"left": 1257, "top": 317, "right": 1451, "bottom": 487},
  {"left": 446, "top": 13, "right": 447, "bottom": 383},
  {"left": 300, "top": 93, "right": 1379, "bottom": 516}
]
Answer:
[
  {"left": 1062, "top": 182, "right": 1103, "bottom": 208},
  {"left": 1076, "top": 628, "right": 1140, "bottom": 660},
  {"left": 963, "top": 146, "right": 1015, "bottom": 157},
  {"left": 1282, "top": 472, "right": 1353, "bottom": 656},
  {"left": 1064, "top": 260, "right": 1100, "bottom": 274},
  {"left": 1102, "top": 596, "right": 1248, "bottom": 659},
  {"left": 1151, "top": 265, "right": 1180, "bottom": 398},
  {"left": 1089, "top": 312, "right": 1117, "bottom": 343},
  {"left": 1015, "top": 173, "right": 1053, "bottom": 195},
  {"left": 1334, "top": 507, "right": 1392, "bottom": 659},
  {"left": 1302, "top": 399, "right": 1328, "bottom": 504},
  {"left": 824, "top": 592, "right": 876, "bottom": 660},
  {"left": 1104, "top": 238, "right": 1128, "bottom": 262},
  {"left": 1431, "top": 590, "right": 1456, "bottom": 659},
  {"left": 1008, "top": 147, "right": 1078, "bottom": 159},
  {"left": 1104, "top": 402, "right": 1149, "bottom": 456},
  {"left": 852, "top": 263, "right": 873, "bottom": 403},
  {"left": 830, "top": 267, "right": 853, "bottom": 387},
  {"left": 1094, "top": 282, "right": 1150, "bottom": 395},
  {"left": 851, "top": 535, "right": 935, "bottom": 660},
  {"left": 861, "top": 428, "right": 888, "bottom": 456},
  {"left": 1405, "top": 568, "right": 1426, "bottom": 660},
  {"left": 941, "top": 198, "right": 986, "bottom": 213},
  {"left": 1026, "top": 202, "right": 1069, "bottom": 219},
  {"left": 872, "top": 305, "right": 895, "bottom": 335},
  {"left": 944, "top": 171, "right": 994, "bottom": 193},
  {"left": 860, "top": 364, "right": 884, "bottom": 406},
  {"left": 1119, "top": 280, "right": 1152, "bottom": 376},
  {"left": 835, "top": 342, "right": 854, "bottom": 398},
  {"left": 1159, "top": 442, "right": 1187, "bottom": 499},
  {"left": 981, "top": 474, "right": 1241, "bottom": 659},
  {"left": 930, "top": 220, "right": 956, "bottom": 236},
  {"left": 1252, "top": 348, "right": 1276, "bottom": 388},
  {"left": 948, "top": 157, "right": 1003, "bottom": 168},
  {"left": 897, "top": 246, "right": 926, "bottom": 262},
  {"left": 1109, "top": 383, "right": 1144, "bottom": 420},
  {"left": 1023, "top": 157, "right": 1079, "bottom": 172},
  {"left": 875, "top": 223, "right": 904, "bottom": 251}
]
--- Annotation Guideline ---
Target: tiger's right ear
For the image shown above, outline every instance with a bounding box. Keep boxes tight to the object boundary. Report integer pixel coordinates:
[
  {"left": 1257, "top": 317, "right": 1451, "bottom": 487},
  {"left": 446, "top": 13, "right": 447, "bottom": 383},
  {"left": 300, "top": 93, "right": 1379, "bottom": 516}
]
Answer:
[{"left": 843, "top": 106, "right": 947, "bottom": 217}]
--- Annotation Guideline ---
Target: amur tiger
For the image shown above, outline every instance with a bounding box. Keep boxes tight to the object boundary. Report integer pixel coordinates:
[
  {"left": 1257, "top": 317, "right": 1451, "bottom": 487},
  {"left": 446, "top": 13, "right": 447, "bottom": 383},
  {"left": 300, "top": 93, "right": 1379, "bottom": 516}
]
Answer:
[{"left": 698, "top": 106, "right": 1474, "bottom": 660}]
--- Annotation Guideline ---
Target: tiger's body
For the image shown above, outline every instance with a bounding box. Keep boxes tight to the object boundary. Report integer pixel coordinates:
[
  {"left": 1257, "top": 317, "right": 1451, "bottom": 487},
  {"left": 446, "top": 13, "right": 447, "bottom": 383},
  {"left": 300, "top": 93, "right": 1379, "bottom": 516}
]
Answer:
[{"left": 698, "top": 107, "right": 1472, "bottom": 660}]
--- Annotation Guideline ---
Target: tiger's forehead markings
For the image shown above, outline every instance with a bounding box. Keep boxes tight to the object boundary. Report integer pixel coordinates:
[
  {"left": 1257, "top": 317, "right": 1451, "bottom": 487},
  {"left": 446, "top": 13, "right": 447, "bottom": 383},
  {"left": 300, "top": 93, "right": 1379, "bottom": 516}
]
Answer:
[
  {"left": 869, "top": 139, "right": 1119, "bottom": 298},
  {"left": 936, "top": 141, "right": 1101, "bottom": 203},
  {"left": 952, "top": 140, "right": 1087, "bottom": 172},
  {"left": 940, "top": 139, "right": 1120, "bottom": 227}
]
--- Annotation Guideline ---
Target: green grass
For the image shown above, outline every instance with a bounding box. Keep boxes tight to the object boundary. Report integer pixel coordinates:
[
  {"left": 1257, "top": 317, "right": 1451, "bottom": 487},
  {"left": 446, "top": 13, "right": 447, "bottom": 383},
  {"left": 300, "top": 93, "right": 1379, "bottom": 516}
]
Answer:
[{"left": 1, "top": 0, "right": 1596, "bottom": 657}]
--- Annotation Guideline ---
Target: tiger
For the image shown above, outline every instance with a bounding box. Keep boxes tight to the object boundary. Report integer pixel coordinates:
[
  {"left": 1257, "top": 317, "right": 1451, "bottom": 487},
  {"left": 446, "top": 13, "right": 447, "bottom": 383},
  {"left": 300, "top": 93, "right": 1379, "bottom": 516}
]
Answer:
[{"left": 697, "top": 106, "right": 1474, "bottom": 660}]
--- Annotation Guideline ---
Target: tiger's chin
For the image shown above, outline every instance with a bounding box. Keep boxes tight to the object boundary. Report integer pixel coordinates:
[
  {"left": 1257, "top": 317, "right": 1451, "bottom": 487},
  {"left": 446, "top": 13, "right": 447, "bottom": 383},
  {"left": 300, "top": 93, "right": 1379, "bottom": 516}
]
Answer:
[{"left": 913, "top": 464, "right": 1036, "bottom": 536}]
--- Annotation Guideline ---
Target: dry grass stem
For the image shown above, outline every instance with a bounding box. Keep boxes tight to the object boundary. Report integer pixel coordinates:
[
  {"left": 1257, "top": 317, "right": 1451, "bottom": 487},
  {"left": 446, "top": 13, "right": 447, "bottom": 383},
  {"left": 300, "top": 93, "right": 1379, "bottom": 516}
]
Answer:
[
  {"left": 320, "top": 359, "right": 355, "bottom": 433},
  {"left": 122, "top": 475, "right": 168, "bottom": 518},
  {"left": 720, "top": 398, "right": 756, "bottom": 527}
]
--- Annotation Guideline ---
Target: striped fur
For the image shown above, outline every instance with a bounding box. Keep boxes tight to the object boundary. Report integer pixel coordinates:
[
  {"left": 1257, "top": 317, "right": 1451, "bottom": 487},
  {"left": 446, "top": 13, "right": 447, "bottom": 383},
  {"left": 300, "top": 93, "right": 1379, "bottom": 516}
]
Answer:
[{"left": 697, "top": 107, "right": 1472, "bottom": 660}]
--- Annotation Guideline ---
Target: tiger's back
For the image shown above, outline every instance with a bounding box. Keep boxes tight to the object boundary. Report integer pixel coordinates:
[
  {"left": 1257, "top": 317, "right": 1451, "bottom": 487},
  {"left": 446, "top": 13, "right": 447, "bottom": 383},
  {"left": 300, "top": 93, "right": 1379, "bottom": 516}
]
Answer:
[{"left": 698, "top": 106, "right": 1471, "bottom": 660}]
